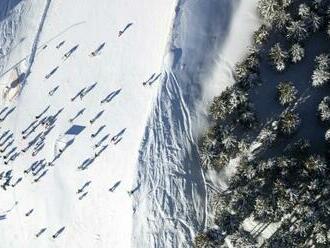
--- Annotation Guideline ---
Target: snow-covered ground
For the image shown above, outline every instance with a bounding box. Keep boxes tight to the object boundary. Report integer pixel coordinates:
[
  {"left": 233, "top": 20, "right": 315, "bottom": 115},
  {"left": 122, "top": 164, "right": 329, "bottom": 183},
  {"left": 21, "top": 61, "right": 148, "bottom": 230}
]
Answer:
[
  {"left": 0, "top": 0, "right": 259, "bottom": 247},
  {"left": 0, "top": 0, "right": 174, "bottom": 247},
  {"left": 133, "top": 0, "right": 259, "bottom": 247}
]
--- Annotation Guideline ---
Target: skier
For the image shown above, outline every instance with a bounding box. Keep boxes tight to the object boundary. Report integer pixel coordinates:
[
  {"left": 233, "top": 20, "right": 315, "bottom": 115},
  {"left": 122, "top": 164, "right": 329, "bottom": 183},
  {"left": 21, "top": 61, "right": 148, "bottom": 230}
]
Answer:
[
  {"left": 52, "top": 226, "right": 65, "bottom": 239},
  {"left": 118, "top": 23, "right": 133, "bottom": 37},
  {"left": 63, "top": 45, "right": 79, "bottom": 60},
  {"left": 25, "top": 209, "right": 34, "bottom": 217},
  {"left": 89, "top": 42, "right": 105, "bottom": 57},
  {"left": 49, "top": 86, "right": 59, "bottom": 96},
  {"left": 71, "top": 88, "right": 86, "bottom": 101},
  {"left": 77, "top": 181, "right": 92, "bottom": 194},
  {"left": 35, "top": 228, "right": 47, "bottom": 238},
  {"left": 45, "top": 66, "right": 59, "bottom": 79},
  {"left": 11, "top": 177, "right": 22, "bottom": 187},
  {"left": 109, "top": 180, "right": 121, "bottom": 192},
  {"left": 89, "top": 110, "right": 104, "bottom": 124},
  {"left": 56, "top": 40, "right": 65, "bottom": 49},
  {"left": 78, "top": 192, "right": 88, "bottom": 200},
  {"left": 91, "top": 125, "right": 106, "bottom": 138},
  {"left": 35, "top": 105, "right": 50, "bottom": 119}
]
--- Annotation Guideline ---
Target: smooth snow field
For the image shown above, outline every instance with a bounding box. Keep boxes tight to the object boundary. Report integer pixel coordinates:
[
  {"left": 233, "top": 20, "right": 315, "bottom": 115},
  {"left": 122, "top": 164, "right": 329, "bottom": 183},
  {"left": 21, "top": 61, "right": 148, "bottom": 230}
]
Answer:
[{"left": 0, "top": 0, "right": 258, "bottom": 247}]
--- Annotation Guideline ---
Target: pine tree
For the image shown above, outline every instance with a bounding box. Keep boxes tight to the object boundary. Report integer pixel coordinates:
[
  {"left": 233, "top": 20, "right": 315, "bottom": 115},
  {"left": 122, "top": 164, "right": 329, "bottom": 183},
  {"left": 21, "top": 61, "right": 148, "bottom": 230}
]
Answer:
[
  {"left": 298, "top": 3, "right": 311, "bottom": 19},
  {"left": 306, "top": 12, "right": 322, "bottom": 32},
  {"left": 304, "top": 155, "right": 327, "bottom": 174},
  {"left": 312, "top": 68, "right": 330, "bottom": 86},
  {"left": 279, "top": 111, "right": 300, "bottom": 135},
  {"left": 253, "top": 24, "right": 269, "bottom": 45},
  {"left": 312, "top": 54, "right": 330, "bottom": 87},
  {"left": 213, "top": 152, "right": 230, "bottom": 169},
  {"left": 257, "top": 0, "right": 280, "bottom": 24},
  {"left": 325, "top": 129, "right": 330, "bottom": 142},
  {"left": 318, "top": 96, "right": 330, "bottom": 121},
  {"left": 277, "top": 81, "right": 298, "bottom": 105},
  {"left": 286, "top": 20, "right": 308, "bottom": 41},
  {"left": 269, "top": 43, "right": 288, "bottom": 71},
  {"left": 327, "top": 21, "right": 330, "bottom": 37},
  {"left": 290, "top": 43, "right": 305, "bottom": 63},
  {"left": 274, "top": 9, "right": 292, "bottom": 30},
  {"left": 228, "top": 229, "right": 257, "bottom": 248},
  {"left": 199, "top": 132, "right": 217, "bottom": 169},
  {"left": 313, "top": 222, "right": 328, "bottom": 245},
  {"left": 315, "top": 54, "right": 330, "bottom": 70},
  {"left": 280, "top": 0, "right": 292, "bottom": 8}
]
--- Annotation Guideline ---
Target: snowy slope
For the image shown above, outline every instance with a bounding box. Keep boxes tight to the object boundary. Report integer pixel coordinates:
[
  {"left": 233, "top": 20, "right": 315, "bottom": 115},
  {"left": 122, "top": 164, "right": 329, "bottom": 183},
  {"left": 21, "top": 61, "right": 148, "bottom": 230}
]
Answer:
[
  {"left": 0, "top": 0, "right": 174, "bottom": 247},
  {"left": 133, "top": 0, "right": 259, "bottom": 247},
  {"left": 0, "top": 0, "right": 259, "bottom": 247}
]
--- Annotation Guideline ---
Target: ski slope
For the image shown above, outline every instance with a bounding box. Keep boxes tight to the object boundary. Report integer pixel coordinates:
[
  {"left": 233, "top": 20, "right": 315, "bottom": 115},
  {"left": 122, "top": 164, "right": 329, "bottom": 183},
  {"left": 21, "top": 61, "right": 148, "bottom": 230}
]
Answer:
[
  {"left": 0, "top": 0, "right": 175, "bottom": 247},
  {"left": 0, "top": 0, "right": 259, "bottom": 247},
  {"left": 133, "top": 0, "right": 259, "bottom": 247}
]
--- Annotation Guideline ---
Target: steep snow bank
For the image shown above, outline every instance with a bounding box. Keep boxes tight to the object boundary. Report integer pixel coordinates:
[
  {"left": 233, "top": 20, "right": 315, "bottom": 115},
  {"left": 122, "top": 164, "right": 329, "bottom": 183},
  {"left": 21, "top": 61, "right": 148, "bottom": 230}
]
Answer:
[{"left": 133, "top": 0, "right": 259, "bottom": 247}]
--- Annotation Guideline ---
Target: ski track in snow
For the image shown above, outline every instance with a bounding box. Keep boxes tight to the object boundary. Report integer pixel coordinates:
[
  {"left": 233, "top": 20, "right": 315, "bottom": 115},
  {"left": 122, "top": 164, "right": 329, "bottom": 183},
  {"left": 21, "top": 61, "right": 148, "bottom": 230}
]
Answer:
[
  {"left": 23, "top": 0, "right": 51, "bottom": 88},
  {"left": 0, "top": 1, "right": 26, "bottom": 74},
  {"left": 0, "top": 0, "right": 259, "bottom": 247},
  {"left": 132, "top": 0, "right": 242, "bottom": 247}
]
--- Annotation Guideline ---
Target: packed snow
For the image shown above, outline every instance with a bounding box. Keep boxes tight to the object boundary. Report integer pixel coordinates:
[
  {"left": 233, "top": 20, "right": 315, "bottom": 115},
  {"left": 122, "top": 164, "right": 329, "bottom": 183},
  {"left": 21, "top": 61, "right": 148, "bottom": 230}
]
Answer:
[
  {"left": 0, "top": 0, "right": 259, "bottom": 247},
  {"left": 0, "top": 0, "right": 174, "bottom": 247}
]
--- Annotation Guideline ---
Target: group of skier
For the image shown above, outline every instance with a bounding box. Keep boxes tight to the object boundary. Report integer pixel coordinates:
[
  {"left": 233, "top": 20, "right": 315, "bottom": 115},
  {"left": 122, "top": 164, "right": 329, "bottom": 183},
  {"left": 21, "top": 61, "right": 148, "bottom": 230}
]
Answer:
[{"left": 0, "top": 21, "right": 138, "bottom": 242}]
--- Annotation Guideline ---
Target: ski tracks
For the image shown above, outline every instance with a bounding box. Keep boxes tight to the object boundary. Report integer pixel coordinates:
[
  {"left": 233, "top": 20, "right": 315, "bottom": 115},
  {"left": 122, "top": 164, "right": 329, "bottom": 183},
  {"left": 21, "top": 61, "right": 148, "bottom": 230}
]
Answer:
[{"left": 133, "top": 67, "right": 206, "bottom": 247}]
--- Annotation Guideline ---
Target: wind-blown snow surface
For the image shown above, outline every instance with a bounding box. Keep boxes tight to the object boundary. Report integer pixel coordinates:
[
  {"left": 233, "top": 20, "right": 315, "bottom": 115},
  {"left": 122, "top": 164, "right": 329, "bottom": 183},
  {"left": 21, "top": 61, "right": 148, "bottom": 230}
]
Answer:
[
  {"left": 133, "top": 0, "right": 259, "bottom": 247},
  {"left": 0, "top": 0, "right": 174, "bottom": 247}
]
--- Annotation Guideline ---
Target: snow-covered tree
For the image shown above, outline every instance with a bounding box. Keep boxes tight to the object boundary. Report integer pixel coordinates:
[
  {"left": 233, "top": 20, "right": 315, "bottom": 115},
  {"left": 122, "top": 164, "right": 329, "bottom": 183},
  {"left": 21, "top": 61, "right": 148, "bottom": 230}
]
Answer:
[
  {"left": 254, "top": 196, "right": 275, "bottom": 222},
  {"left": 312, "top": 54, "right": 330, "bottom": 87},
  {"left": 290, "top": 43, "right": 304, "bottom": 63},
  {"left": 298, "top": 3, "right": 311, "bottom": 19},
  {"left": 228, "top": 229, "right": 257, "bottom": 248},
  {"left": 306, "top": 12, "right": 322, "bottom": 32},
  {"left": 304, "top": 155, "right": 327, "bottom": 174},
  {"left": 318, "top": 96, "right": 330, "bottom": 121},
  {"left": 325, "top": 128, "right": 330, "bottom": 142},
  {"left": 239, "top": 110, "right": 257, "bottom": 128},
  {"left": 210, "top": 87, "right": 248, "bottom": 121},
  {"left": 279, "top": 111, "right": 300, "bottom": 135},
  {"left": 280, "top": 0, "right": 292, "bottom": 8},
  {"left": 213, "top": 152, "right": 230, "bottom": 170},
  {"left": 286, "top": 20, "right": 308, "bottom": 41},
  {"left": 215, "top": 209, "right": 240, "bottom": 235},
  {"left": 274, "top": 10, "right": 292, "bottom": 30},
  {"left": 194, "top": 229, "right": 224, "bottom": 248},
  {"left": 199, "top": 133, "right": 217, "bottom": 169},
  {"left": 257, "top": 127, "right": 277, "bottom": 145},
  {"left": 257, "top": 0, "right": 280, "bottom": 24},
  {"left": 327, "top": 21, "right": 330, "bottom": 37},
  {"left": 312, "top": 68, "right": 330, "bottom": 86},
  {"left": 315, "top": 54, "right": 330, "bottom": 70},
  {"left": 269, "top": 43, "right": 288, "bottom": 71},
  {"left": 277, "top": 81, "right": 298, "bottom": 105},
  {"left": 253, "top": 24, "right": 269, "bottom": 45},
  {"left": 313, "top": 222, "right": 328, "bottom": 245},
  {"left": 220, "top": 130, "right": 237, "bottom": 154},
  {"left": 235, "top": 63, "right": 249, "bottom": 81}
]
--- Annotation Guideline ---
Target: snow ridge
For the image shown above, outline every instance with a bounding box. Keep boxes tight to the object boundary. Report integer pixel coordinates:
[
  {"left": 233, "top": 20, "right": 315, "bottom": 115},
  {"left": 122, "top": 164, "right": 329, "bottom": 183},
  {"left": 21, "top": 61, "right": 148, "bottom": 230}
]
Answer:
[
  {"left": 22, "top": 0, "right": 51, "bottom": 89},
  {"left": 132, "top": 0, "right": 244, "bottom": 247},
  {"left": 0, "top": 1, "right": 26, "bottom": 74}
]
